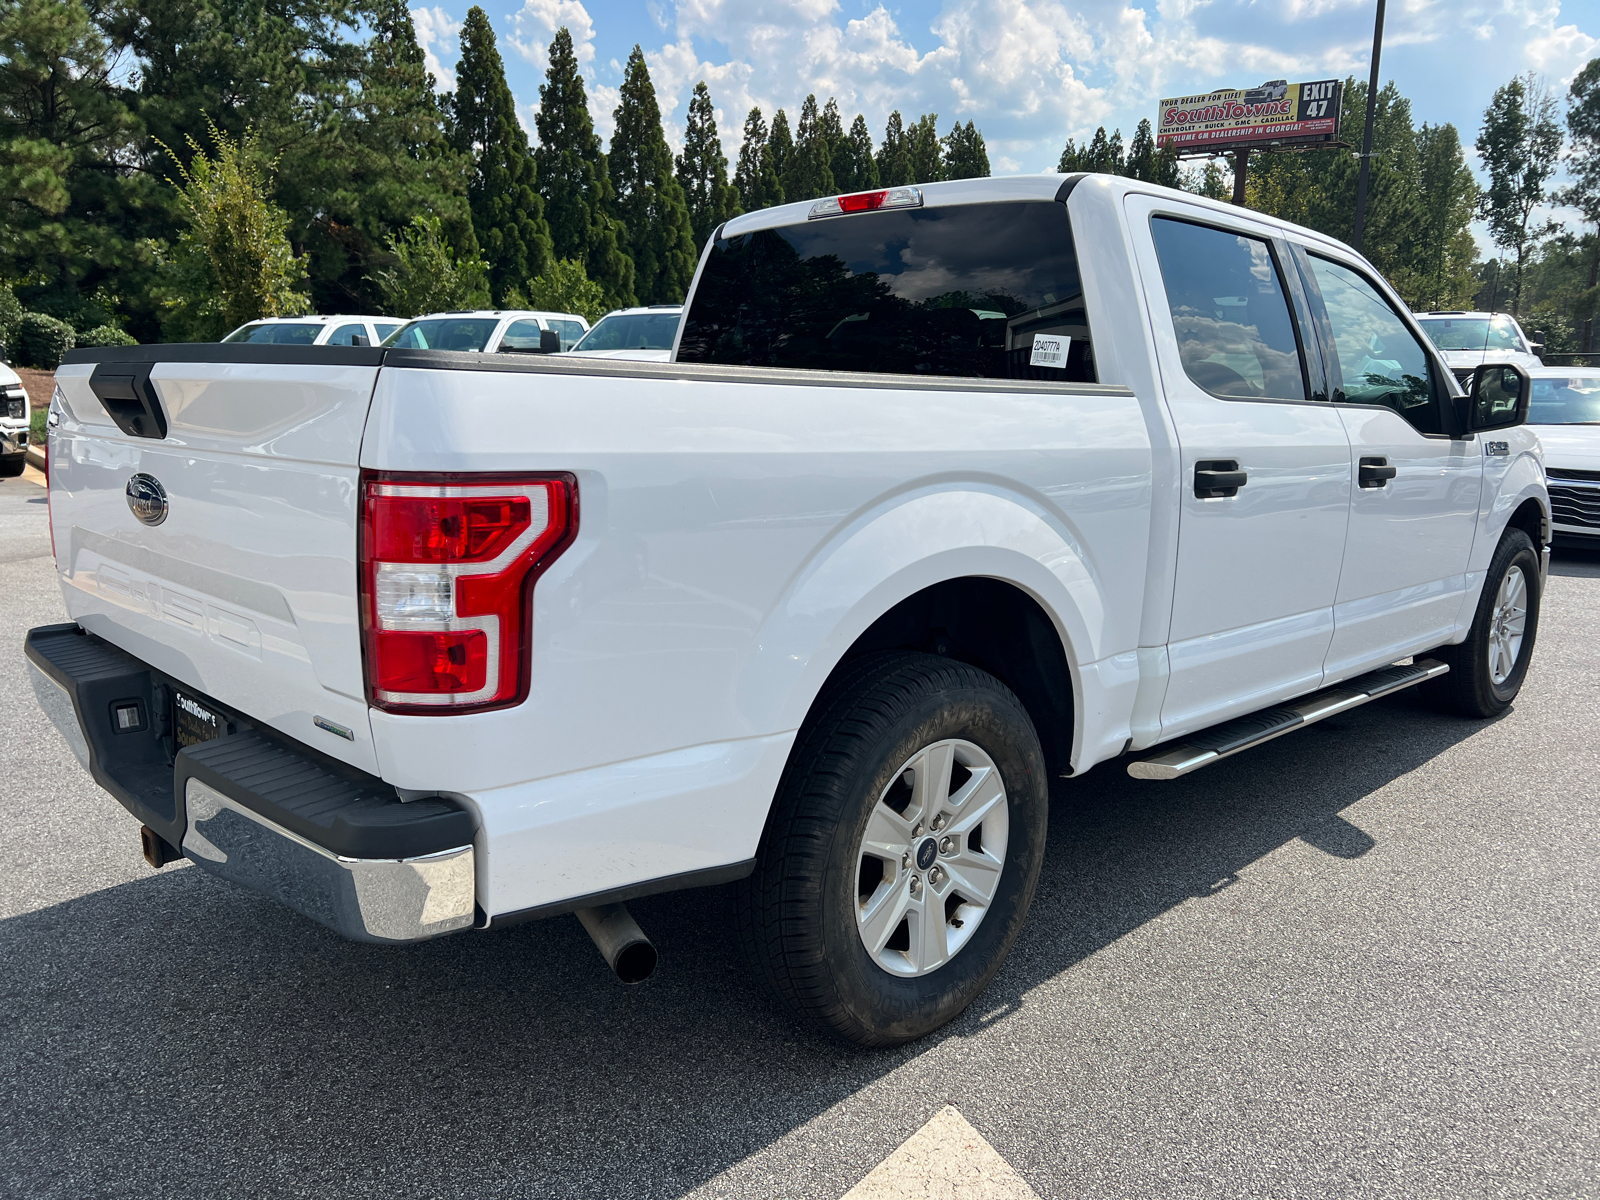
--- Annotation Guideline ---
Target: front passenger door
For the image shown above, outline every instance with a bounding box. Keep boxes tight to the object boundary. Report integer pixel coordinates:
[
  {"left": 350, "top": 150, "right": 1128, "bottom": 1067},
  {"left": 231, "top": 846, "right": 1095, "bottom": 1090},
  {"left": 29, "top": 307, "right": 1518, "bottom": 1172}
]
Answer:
[{"left": 1295, "top": 251, "right": 1483, "bottom": 679}]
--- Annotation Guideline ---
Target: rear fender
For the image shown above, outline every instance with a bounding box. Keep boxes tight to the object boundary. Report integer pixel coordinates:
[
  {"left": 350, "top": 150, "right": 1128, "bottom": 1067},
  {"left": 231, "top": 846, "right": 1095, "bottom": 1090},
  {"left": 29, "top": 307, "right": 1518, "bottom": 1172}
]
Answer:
[{"left": 740, "top": 483, "right": 1109, "bottom": 760}]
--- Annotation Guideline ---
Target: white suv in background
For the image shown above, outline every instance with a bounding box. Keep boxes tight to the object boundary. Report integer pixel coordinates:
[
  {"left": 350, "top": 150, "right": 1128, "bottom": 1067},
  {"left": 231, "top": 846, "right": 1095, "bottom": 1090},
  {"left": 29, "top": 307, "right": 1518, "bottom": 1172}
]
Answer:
[
  {"left": 568, "top": 306, "right": 683, "bottom": 361},
  {"left": 222, "top": 315, "right": 405, "bottom": 347},
  {"left": 381, "top": 311, "right": 590, "bottom": 353},
  {"left": 1528, "top": 365, "right": 1600, "bottom": 544},
  {"left": 0, "top": 356, "right": 28, "bottom": 477},
  {"left": 1413, "top": 311, "right": 1544, "bottom": 384}
]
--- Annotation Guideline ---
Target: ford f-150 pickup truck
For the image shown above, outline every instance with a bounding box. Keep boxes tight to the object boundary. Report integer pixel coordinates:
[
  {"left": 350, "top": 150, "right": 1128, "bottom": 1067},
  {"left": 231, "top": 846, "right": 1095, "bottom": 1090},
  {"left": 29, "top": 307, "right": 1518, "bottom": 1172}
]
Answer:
[{"left": 27, "top": 174, "right": 1549, "bottom": 1046}]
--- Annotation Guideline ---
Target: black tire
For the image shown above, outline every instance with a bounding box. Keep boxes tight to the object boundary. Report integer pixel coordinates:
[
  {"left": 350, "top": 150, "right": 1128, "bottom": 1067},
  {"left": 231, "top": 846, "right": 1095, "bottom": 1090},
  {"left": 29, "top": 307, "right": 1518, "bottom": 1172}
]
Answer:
[
  {"left": 1427, "top": 528, "right": 1541, "bottom": 718},
  {"left": 0, "top": 454, "right": 25, "bottom": 478},
  {"left": 736, "top": 652, "right": 1048, "bottom": 1047}
]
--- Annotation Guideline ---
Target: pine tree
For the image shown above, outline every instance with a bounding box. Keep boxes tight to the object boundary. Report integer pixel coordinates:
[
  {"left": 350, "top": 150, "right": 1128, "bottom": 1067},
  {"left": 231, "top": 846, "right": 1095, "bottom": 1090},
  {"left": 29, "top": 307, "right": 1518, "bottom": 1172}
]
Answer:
[
  {"left": 785, "top": 94, "right": 835, "bottom": 202},
  {"left": 734, "top": 107, "right": 783, "bottom": 211},
  {"left": 676, "top": 81, "right": 737, "bottom": 246},
  {"left": 878, "top": 111, "right": 913, "bottom": 186},
  {"left": 942, "top": 121, "right": 989, "bottom": 179},
  {"left": 835, "top": 114, "right": 879, "bottom": 194},
  {"left": 609, "top": 46, "right": 697, "bottom": 304},
  {"left": 451, "top": 6, "right": 551, "bottom": 305},
  {"left": 908, "top": 114, "right": 944, "bottom": 183},
  {"left": 767, "top": 109, "right": 794, "bottom": 196},
  {"left": 822, "top": 98, "right": 850, "bottom": 192},
  {"left": 534, "top": 27, "right": 634, "bottom": 308},
  {"left": 1125, "top": 120, "right": 1156, "bottom": 181},
  {"left": 1084, "top": 128, "right": 1112, "bottom": 173},
  {"left": 1057, "top": 137, "right": 1082, "bottom": 173}
]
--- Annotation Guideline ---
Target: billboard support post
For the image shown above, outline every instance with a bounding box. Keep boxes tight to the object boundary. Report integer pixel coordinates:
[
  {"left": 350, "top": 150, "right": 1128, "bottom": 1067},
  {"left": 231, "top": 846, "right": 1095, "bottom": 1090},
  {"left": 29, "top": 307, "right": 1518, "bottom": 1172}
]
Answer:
[
  {"left": 1232, "top": 148, "right": 1249, "bottom": 206},
  {"left": 1352, "top": 0, "right": 1387, "bottom": 252}
]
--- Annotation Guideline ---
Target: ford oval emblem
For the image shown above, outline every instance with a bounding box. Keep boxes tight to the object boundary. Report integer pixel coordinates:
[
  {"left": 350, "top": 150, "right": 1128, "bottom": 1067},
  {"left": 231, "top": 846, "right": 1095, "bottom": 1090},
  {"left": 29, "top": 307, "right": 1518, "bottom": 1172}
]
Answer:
[{"left": 126, "top": 473, "right": 168, "bottom": 526}]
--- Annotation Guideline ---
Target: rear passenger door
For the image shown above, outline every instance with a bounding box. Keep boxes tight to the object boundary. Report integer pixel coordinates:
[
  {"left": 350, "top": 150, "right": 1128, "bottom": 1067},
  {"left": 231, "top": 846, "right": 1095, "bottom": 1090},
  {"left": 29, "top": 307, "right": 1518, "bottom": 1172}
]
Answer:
[
  {"left": 1292, "top": 249, "right": 1482, "bottom": 677},
  {"left": 1126, "top": 197, "right": 1352, "bottom": 737}
]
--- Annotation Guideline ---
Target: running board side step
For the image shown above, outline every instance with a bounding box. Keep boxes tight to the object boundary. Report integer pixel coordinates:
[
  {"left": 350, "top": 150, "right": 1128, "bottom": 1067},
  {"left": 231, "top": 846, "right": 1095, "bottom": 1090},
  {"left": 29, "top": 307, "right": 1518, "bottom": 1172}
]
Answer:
[{"left": 1127, "top": 659, "right": 1449, "bottom": 780}]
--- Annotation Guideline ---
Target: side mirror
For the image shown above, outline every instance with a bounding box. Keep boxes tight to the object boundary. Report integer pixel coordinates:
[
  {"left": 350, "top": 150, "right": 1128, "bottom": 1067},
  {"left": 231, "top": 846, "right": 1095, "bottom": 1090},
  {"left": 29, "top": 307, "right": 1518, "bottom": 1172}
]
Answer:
[
  {"left": 540, "top": 328, "right": 561, "bottom": 353},
  {"left": 1462, "top": 363, "right": 1530, "bottom": 433}
]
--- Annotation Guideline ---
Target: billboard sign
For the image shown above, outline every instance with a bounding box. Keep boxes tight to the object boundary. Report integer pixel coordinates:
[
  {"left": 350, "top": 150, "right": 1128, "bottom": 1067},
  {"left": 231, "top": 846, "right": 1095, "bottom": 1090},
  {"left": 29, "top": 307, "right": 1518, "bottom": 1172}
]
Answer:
[{"left": 1157, "top": 79, "right": 1342, "bottom": 153}]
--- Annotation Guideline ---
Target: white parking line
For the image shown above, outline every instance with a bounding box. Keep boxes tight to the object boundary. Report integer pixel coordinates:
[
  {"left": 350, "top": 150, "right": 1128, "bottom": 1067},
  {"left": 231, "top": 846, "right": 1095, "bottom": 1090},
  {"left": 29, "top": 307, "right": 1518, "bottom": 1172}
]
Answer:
[{"left": 839, "top": 1105, "right": 1040, "bottom": 1199}]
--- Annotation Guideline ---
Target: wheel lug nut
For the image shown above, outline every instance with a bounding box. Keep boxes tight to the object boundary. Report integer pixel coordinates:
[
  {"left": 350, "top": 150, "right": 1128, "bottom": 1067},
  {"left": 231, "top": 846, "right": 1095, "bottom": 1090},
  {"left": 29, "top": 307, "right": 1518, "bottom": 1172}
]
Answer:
[
  {"left": 931, "top": 814, "right": 946, "bottom": 831},
  {"left": 911, "top": 821, "right": 922, "bottom": 837},
  {"left": 939, "top": 836, "right": 954, "bottom": 855},
  {"left": 909, "top": 874, "right": 922, "bottom": 894},
  {"left": 901, "top": 852, "right": 910, "bottom": 870},
  {"left": 929, "top": 866, "right": 945, "bottom": 886}
]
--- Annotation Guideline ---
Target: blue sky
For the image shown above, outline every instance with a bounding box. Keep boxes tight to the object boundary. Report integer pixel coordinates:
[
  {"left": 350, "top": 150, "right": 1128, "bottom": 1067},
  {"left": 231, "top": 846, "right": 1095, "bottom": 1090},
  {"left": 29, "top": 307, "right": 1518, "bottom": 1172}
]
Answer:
[{"left": 410, "top": 0, "right": 1597, "bottom": 203}]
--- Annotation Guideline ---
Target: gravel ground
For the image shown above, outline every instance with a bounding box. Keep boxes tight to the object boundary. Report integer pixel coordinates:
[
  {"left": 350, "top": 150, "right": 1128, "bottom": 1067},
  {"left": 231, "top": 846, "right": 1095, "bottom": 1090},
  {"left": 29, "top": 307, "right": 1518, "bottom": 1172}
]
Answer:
[{"left": 1, "top": 469, "right": 1595, "bottom": 1199}]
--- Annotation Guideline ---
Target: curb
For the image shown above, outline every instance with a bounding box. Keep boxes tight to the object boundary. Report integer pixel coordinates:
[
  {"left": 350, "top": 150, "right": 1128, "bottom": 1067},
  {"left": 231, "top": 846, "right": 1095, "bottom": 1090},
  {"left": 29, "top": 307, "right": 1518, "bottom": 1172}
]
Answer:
[{"left": 25, "top": 444, "right": 45, "bottom": 473}]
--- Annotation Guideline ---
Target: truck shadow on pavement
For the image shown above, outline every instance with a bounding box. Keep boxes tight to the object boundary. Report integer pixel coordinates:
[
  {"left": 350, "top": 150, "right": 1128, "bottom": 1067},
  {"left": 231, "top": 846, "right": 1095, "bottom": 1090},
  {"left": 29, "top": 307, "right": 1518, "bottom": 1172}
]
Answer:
[{"left": 0, "top": 691, "right": 1491, "bottom": 1200}]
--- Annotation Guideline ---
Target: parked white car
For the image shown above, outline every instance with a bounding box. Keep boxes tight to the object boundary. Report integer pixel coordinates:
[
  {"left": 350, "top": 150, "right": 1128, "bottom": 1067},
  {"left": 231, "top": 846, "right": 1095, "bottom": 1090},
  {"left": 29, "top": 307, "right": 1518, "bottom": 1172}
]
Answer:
[
  {"left": 382, "top": 310, "right": 589, "bottom": 354},
  {"left": 567, "top": 306, "right": 681, "bottom": 361},
  {"left": 1413, "top": 311, "right": 1544, "bottom": 383},
  {"left": 31, "top": 174, "right": 1549, "bottom": 1046},
  {"left": 222, "top": 314, "right": 405, "bottom": 347},
  {"left": 1527, "top": 365, "right": 1600, "bottom": 543},
  {"left": 0, "top": 357, "right": 28, "bottom": 476}
]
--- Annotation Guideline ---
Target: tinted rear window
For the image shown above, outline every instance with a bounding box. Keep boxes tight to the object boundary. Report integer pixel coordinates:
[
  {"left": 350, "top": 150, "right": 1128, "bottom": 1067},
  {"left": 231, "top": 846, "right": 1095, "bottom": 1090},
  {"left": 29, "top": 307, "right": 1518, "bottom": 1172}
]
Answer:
[
  {"left": 677, "top": 201, "right": 1095, "bottom": 381},
  {"left": 387, "top": 318, "right": 499, "bottom": 351}
]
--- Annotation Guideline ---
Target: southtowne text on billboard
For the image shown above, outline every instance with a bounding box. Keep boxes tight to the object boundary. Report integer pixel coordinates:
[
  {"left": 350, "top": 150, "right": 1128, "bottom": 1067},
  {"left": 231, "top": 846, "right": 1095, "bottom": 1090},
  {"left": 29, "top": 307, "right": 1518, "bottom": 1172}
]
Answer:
[{"left": 1157, "top": 79, "right": 1343, "bottom": 154}]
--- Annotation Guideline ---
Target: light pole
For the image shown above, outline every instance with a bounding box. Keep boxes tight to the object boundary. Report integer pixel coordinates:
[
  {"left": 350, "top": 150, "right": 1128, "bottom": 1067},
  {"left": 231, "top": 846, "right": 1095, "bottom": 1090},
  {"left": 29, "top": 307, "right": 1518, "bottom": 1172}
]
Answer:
[{"left": 1352, "top": 0, "right": 1386, "bottom": 252}]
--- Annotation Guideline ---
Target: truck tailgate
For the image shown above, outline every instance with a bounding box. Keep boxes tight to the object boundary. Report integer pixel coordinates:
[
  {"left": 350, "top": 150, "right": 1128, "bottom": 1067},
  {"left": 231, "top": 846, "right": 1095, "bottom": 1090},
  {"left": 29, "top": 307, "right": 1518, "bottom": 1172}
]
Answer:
[{"left": 49, "top": 351, "right": 382, "bottom": 773}]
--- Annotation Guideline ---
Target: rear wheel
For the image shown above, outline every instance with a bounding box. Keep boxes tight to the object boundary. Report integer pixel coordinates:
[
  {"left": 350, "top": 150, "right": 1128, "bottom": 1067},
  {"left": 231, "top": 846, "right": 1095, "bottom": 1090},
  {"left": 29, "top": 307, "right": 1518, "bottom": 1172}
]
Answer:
[
  {"left": 0, "top": 454, "right": 25, "bottom": 478},
  {"left": 1427, "top": 528, "right": 1541, "bottom": 718},
  {"left": 736, "top": 652, "right": 1048, "bottom": 1046}
]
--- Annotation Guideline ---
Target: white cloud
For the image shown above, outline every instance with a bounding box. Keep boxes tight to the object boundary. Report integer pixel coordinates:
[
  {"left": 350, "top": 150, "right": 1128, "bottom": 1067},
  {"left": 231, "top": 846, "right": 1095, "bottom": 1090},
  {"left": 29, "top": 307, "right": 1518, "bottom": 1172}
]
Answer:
[
  {"left": 411, "top": 6, "right": 462, "bottom": 93},
  {"left": 1524, "top": 23, "right": 1599, "bottom": 76}
]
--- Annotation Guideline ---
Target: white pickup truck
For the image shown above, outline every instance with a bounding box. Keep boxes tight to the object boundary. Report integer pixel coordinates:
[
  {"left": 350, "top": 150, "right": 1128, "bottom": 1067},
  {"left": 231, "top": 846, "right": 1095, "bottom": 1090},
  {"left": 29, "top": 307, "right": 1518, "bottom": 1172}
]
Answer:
[{"left": 28, "top": 174, "right": 1549, "bottom": 1046}]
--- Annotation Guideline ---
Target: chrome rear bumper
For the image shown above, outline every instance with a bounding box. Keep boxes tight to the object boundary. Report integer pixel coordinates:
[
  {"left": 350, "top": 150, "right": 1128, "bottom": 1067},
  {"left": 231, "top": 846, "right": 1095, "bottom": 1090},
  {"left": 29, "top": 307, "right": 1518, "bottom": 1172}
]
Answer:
[{"left": 183, "top": 779, "right": 474, "bottom": 942}]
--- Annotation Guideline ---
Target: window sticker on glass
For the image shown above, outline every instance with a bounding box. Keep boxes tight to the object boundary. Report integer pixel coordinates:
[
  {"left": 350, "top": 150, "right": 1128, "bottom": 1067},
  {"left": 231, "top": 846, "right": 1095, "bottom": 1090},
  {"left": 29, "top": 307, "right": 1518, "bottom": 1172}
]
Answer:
[{"left": 1030, "top": 335, "right": 1070, "bottom": 368}]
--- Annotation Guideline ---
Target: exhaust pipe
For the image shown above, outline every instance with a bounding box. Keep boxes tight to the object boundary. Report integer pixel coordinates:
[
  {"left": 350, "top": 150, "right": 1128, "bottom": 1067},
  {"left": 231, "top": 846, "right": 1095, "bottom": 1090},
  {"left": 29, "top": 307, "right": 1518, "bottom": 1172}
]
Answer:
[
  {"left": 575, "top": 903, "right": 657, "bottom": 984},
  {"left": 140, "top": 825, "right": 182, "bottom": 869}
]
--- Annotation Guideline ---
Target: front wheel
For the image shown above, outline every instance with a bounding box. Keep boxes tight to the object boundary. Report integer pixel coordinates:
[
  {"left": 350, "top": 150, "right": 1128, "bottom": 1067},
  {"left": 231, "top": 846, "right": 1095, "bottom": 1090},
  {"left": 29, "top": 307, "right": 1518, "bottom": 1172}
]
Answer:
[
  {"left": 736, "top": 652, "right": 1048, "bottom": 1047},
  {"left": 1428, "top": 528, "right": 1542, "bottom": 718}
]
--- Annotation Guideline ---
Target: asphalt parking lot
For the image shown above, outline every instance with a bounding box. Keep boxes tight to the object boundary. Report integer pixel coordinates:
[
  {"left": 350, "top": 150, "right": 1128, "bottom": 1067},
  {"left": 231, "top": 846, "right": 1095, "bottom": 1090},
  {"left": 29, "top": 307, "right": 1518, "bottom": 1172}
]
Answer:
[{"left": 2, "top": 467, "right": 1597, "bottom": 1199}]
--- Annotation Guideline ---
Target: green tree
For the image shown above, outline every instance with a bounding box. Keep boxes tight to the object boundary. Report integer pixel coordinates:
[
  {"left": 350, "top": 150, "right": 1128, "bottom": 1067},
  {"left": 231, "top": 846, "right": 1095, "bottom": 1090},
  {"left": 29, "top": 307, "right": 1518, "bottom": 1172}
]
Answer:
[
  {"left": 907, "top": 113, "right": 943, "bottom": 183},
  {"left": 784, "top": 94, "right": 834, "bottom": 202},
  {"left": 821, "top": 98, "right": 849, "bottom": 193},
  {"left": 609, "top": 46, "right": 696, "bottom": 303},
  {"left": 159, "top": 120, "right": 309, "bottom": 339},
  {"left": 878, "top": 110, "right": 913, "bottom": 186},
  {"left": 676, "top": 81, "right": 737, "bottom": 247},
  {"left": 1478, "top": 73, "right": 1564, "bottom": 315},
  {"left": 524, "top": 257, "right": 607, "bottom": 322},
  {"left": 767, "top": 108, "right": 794, "bottom": 193},
  {"left": 0, "top": 0, "right": 141, "bottom": 328},
  {"left": 1125, "top": 120, "right": 1155, "bottom": 181},
  {"left": 733, "top": 107, "right": 782, "bottom": 212},
  {"left": 451, "top": 6, "right": 551, "bottom": 305},
  {"left": 942, "top": 120, "right": 989, "bottom": 179},
  {"left": 369, "top": 214, "right": 490, "bottom": 316},
  {"left": 1411, "top": 122, "right": 1480, "bottom": 308},
  {"left": 1563, "top": 57, "right": 1600, "bottom": 350},
  {"left": 534, "top": 26, "right": 634, "bottom": 308},
  {"left": 834, "top": 114, "right": 879, "bottom": 194}
]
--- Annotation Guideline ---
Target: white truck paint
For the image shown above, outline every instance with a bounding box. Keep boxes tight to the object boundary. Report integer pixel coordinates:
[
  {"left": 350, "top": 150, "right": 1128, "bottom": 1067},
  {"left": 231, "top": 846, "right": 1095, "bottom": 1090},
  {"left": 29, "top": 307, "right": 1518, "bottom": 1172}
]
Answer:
[{"left": 36, "top": 174, "right": 1550, "bottom": 952}]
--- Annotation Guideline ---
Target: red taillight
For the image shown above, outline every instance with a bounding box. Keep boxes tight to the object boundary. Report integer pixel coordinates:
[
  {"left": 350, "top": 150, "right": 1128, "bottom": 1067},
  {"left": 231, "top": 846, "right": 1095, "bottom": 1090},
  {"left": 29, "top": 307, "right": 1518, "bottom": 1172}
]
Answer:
[
  {"left": 360, "top": 473, "right": 576, "bottom": 713},
  {"left": 839, "top": 190, "right": 888, "bottom": 213},
  {"left": 808, "top": 186, "right": 923, "bottom": 220}
]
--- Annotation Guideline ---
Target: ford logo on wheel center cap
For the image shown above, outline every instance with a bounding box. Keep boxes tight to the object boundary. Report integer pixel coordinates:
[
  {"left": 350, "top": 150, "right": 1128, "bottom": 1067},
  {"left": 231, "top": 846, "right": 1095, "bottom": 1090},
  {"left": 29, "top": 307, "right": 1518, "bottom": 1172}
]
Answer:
[
  {"left": 916, "top": 837, "right": 938, "bottom": 871},
  {"left": 126, "top": 473, "right": 168, "bottom": 526}
]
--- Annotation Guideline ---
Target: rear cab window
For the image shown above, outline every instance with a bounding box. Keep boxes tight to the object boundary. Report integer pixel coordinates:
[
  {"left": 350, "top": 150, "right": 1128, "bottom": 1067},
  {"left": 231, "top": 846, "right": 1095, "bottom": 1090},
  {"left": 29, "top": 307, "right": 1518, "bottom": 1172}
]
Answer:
[
  {"left": 387, "top": 318, "right": 500, "bottom": 351},
  {"left": 677, "top": 201, "right": 1097, "bottom": 382}
]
